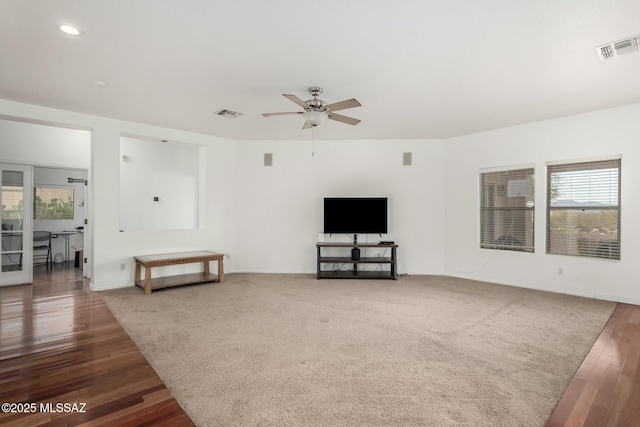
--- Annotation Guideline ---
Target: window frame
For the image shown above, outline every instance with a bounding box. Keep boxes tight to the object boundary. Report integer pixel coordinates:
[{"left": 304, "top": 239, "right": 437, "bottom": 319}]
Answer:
[
  {"left": 479, "top": 166, "right": 535, "bottom": 253},
  {"left": 546, "top": 157, "right": 621, "bottom": 260},
  {"left": 33, "top": 185, "right": 75, "bottom": 221}
]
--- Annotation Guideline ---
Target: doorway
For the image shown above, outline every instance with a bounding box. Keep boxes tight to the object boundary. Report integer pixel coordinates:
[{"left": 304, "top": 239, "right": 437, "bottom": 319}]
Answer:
[
  {"left": 0, "top": 117, "right": 91, "bottom": 286},
  {"left": 33, "top": 166, "right": 88, "bottom": 275}
]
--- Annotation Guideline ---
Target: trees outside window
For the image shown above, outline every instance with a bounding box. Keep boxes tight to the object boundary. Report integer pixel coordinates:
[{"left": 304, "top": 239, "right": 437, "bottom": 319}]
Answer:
[{"left": 34, "top": 187, "right": 74, "bottom": 220}]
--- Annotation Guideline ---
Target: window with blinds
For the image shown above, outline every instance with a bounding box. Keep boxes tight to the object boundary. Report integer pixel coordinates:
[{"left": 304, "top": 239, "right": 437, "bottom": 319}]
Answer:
[
  {"left": 34, "top": 186, "right": 74, "bottom": 220},
  {"left": 480, "top": 167, "right": 535, "bottom": 252},
  {"left": 546, "top": 158, "right": 620, "bottom": 260}
]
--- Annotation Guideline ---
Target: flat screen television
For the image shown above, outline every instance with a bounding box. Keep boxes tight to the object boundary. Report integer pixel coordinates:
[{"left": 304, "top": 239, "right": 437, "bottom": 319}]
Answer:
[{"left": 323, "top": 197, "right": 388, "bottom": 234}]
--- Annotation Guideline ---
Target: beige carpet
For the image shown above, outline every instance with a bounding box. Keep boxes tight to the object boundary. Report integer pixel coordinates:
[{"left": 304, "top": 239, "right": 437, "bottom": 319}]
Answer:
[{"left": 103, "top": 274, "right": 615, "bottom": 427}]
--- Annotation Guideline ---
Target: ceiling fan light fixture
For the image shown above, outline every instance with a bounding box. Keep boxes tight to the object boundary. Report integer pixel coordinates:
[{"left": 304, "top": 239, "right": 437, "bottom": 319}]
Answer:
[{"left": 302, "top": 110, "right": 327, "bottom": 126}]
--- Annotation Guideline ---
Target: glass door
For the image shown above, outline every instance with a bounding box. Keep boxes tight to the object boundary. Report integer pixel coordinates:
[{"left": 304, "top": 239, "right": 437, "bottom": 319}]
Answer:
[{"left": 1, "top": 164, "right": 32, "bottom": 286}]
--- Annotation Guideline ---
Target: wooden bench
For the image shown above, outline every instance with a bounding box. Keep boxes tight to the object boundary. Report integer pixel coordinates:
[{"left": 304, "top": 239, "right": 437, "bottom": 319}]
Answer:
[{"left": 133, "top": 250, "right": 224, "bottom": 295}]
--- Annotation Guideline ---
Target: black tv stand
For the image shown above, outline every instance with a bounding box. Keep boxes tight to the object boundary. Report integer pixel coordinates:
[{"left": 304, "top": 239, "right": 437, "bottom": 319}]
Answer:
[{"left": 316, "top": 242, "right": 398, "bottom": 280}]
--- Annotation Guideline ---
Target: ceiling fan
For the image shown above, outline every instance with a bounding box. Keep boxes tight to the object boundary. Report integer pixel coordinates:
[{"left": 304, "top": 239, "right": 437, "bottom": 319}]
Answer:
[{"left": 262, "top": 87, "right": 361, "bottom": 129}]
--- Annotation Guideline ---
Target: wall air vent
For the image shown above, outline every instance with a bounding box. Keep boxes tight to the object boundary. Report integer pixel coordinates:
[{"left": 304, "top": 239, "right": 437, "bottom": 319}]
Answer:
[
  {"left": 215, "top": 109, "right": 243, "bottom": 118},
  {"left": 596, "top": 35, "right": 640, "bottom": 61}
]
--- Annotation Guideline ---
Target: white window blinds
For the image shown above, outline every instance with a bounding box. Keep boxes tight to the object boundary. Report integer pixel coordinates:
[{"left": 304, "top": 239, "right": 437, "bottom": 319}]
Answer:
[
  {"left": 546, "top": 158, "right": 620, "bottom": 259},
  {"left": 33, "top": 186, "right": 75, "bottom": 220},
  {"left": 480, "top": 168, "right": 535, "bottom": 252}
]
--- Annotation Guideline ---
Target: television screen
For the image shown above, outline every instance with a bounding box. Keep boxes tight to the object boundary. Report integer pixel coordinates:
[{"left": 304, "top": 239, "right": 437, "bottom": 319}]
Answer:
[{"left": 323, "top": 197, "right": 388, "bottom": 234}]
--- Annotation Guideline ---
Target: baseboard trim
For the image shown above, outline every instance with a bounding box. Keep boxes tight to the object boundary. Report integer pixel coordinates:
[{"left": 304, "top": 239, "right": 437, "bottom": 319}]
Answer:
[
  {"left": 89, "top": 272, "right": 640, "bottom": 304},
  {"left": 92, "top": 282, "right": 133, "bottom": 292},
  {"left": 447, "top": 272, "right": 597, "bottom": 300},
  {"left": 594, "top": 293, "right": 640, "bottom": 305}
]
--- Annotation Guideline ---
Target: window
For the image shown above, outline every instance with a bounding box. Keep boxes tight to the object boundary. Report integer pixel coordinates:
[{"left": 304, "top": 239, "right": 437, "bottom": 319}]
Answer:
[
  {"left": 546, "top": 158, "right": 620, "bottom": 260},
  {"left": 480, "top": 167, "right": 535, "bottom": 252},
  {"left": 34, "top": 186, "right": 74, "bottom": 220}
]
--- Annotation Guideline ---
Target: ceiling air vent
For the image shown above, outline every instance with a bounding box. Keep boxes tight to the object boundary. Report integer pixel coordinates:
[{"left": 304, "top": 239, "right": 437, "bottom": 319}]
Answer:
[
  {"left": 215, "top": 109, "right": 242, "bottom": 118},
  {"left": 596, "top": 35, "right": 640, "bottom": 61}
]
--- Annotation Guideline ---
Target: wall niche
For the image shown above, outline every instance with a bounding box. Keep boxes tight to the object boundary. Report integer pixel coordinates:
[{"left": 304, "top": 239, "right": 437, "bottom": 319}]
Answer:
[{"left": 119, "top": 135, "right": 202, "bottom": 232}]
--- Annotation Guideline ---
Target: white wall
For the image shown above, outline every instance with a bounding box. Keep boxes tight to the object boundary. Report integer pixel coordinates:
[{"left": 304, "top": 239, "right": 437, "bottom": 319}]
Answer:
[
  {"left": 3, "top": 97, "right": 640, "bottom": 303},
  {"left": 119, "top": 136, "right": 200, "bottom": 232},
  {"left": 0, "top": 99, "right": 236, "bottom": 291},
  {"left": 0, "top": 118, "right": 90, "bottom": 168},
  {"left": 234, "top": 139, "right": 447, "bottom": 275},
  {"left": 444, "top": 103, "right": 640, "bottom": 304}
]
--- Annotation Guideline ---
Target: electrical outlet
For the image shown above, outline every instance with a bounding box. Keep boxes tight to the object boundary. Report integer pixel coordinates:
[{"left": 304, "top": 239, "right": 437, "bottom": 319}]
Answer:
[
  {"left": 557, "top": 267, "right": 564, "bottom": 276},
  {"left": 120, "top": 263, "right": 126, "bottom": 271}
]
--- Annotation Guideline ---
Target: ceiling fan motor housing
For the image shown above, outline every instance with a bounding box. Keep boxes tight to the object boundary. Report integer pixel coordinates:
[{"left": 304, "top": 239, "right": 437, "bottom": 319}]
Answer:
[
  {"left": 308, "top": 87, "right": 323, "bottom": 97},
  {"left": 307, "top": 98, "right": 327, "bottom": 111},
  {"left": 306, "top": 87, "right": 327, "bottom": 111}
]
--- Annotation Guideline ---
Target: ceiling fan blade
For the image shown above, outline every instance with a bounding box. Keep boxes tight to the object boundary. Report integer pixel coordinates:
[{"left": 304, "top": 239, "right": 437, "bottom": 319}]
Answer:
[
  {"left": 262, "top": 112, "right": 303, "bottom": 117},
  {"left": 283, "top": 94, "right": 308, "bottom": 108},
  {"left": 328, "top": 112, "right": 361, "bottom": 126},
  {"left": 325, "top": 98, "right": 361, "bottom": 112},
  {"left": 302, "top": 121, "right": 314, "bottom": 130}
]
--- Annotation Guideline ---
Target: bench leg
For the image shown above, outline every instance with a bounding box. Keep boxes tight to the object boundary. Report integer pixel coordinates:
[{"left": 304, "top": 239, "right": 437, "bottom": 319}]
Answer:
[
  {"left": 144, "top": 267, "right": 152, "bottom": 295},
  {"left": 135, "top": 262, "right": 141, "bottom": 286},
  {"left": 218, "top": 257, "right": 224, "bottom": 283}
]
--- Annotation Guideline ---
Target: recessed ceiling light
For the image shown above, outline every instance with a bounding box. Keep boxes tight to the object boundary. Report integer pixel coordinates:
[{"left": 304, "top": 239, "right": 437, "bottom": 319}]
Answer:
[{"left": 59, "top": 24, "right": 83, "bottom": 36}]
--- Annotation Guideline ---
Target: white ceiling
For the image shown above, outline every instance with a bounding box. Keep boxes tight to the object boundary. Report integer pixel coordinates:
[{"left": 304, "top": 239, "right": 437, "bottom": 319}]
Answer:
[{"left": 1, "top": 0, "right": 639, "bottom": 141}]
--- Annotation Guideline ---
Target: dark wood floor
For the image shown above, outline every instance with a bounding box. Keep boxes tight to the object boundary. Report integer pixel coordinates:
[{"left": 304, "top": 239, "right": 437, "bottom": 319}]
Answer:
[
  {"left": 545, "top": 302, "right": 640, "bottom": 427},
  {"left": 0, "top": 263, "right": 194, "bottom": 426},
  {"left": 1, "top": 265, "right": 639, "bottom": 426}
]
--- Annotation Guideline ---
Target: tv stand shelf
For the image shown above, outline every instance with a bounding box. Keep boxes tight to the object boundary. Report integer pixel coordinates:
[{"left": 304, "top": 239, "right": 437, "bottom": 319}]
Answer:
[{"left": 316, "top": 242, "right": 398, "bottom": 280}]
